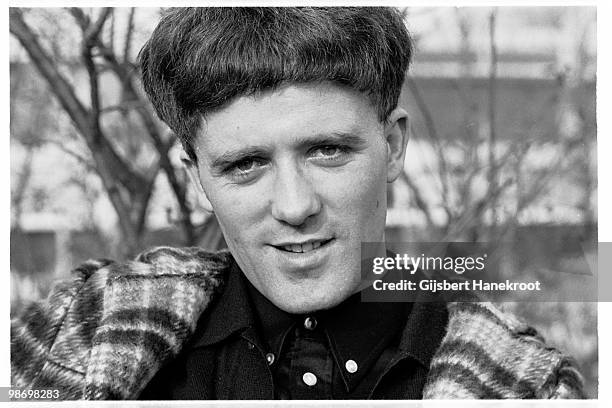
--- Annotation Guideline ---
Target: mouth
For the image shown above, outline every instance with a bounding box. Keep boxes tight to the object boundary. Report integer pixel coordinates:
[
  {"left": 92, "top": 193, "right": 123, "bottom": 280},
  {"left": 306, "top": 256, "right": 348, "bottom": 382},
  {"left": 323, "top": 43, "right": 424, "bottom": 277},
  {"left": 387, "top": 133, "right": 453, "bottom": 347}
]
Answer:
[{"left": 273, "top": 238, "right": 334, "bottom": 254}]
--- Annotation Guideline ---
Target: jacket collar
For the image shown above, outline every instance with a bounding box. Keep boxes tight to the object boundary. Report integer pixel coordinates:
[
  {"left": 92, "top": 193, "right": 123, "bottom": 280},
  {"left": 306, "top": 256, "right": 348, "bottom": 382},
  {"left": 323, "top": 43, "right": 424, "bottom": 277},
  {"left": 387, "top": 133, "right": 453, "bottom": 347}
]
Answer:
[{"left": 83, "top": 247, "right": 230, "bottom": 399}]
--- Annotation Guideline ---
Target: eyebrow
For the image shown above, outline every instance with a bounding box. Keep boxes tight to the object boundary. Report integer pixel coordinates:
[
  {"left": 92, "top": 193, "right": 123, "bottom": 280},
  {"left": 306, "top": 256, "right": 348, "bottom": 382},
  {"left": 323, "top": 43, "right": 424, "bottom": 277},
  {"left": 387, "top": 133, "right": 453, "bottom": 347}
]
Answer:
[{"left": 209, "top": 131, "right": 368, "bottom": 171}]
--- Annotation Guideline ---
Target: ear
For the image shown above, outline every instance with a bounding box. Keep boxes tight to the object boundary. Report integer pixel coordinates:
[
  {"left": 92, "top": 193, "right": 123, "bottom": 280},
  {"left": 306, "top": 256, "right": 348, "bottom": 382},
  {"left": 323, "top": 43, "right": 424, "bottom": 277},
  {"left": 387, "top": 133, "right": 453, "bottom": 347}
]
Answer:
[
  {"left": 181, "top": 152, "right": 214, "bottom": 213},
  {"left": 384, "top": 107, "right": 409, "bottom": 183}
]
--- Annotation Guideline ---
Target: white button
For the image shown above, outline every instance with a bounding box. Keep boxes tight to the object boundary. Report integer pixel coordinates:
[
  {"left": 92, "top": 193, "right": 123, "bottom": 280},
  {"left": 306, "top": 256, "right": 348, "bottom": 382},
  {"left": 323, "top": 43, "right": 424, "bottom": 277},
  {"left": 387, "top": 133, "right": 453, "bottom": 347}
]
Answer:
[
  {"left": 302, "top": 372, "right": 317, "bottom": 386},
  {"left": 266, "top": 353, "right": 275, "bottom": 365},
  {"left": 345, "top": 359, "right": 358, "bottom": 373},
  {"left": 304, "top": 316, "right": 317, "bottom": 330}
]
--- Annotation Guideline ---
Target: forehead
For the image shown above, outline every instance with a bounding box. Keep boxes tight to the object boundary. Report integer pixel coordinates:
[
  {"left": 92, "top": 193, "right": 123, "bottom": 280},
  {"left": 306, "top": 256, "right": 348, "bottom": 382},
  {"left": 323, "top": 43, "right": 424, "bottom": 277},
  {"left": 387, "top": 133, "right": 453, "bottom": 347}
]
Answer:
[{"left": 194, "top": 83, "right": 381, "bottom": 155}]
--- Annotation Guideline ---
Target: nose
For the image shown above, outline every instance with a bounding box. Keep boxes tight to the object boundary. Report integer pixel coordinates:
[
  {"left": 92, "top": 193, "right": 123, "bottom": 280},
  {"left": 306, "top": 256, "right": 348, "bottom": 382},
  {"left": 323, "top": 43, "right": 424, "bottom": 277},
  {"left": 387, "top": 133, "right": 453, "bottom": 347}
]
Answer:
[{"left": 271, "top": 162, "right": 321, "bottom": 226}]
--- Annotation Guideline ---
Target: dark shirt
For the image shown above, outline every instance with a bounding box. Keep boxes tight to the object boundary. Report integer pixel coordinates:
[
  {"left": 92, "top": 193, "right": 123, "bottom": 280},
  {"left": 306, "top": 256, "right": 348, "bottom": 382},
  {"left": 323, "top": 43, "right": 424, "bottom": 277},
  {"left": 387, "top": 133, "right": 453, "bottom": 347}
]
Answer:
[
  {"left": 246, "top": 276, "right": 407, "bottom": 399},
  {"left": 139, "top": 259, "right": 448, "bottom": 400}
]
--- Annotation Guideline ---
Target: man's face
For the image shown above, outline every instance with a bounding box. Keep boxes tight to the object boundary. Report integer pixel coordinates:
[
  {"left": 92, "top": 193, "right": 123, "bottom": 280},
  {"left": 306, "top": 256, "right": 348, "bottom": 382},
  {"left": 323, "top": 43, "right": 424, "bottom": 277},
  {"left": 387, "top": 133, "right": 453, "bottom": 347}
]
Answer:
[{"left": 187, "top": 83, "right": 408, "bottom": 313}]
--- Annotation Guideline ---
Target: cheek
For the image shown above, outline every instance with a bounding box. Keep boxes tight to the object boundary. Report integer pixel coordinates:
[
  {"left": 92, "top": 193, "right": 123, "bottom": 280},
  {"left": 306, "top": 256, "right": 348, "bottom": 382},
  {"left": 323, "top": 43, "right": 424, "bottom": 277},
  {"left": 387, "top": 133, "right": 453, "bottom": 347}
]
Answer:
[
  {"left": 355, "top": 168, "right": 387, "bottom": 219},
  {"left": 205, "top": 186, "right": 264, "bottom": 246},
  {"left": 326, "top": 154, "right": 388, "bottom": 221}
]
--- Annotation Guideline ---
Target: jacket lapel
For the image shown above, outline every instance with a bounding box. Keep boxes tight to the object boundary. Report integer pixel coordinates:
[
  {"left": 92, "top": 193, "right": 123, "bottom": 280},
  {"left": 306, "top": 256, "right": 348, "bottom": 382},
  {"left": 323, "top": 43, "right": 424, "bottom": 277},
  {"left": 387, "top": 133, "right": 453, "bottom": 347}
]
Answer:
[
  {"left": 83, "top": 248, "right": 229, "bottom": 399},
  {"left": 422, "top": 302, "right": 572, "bottom": 399}
]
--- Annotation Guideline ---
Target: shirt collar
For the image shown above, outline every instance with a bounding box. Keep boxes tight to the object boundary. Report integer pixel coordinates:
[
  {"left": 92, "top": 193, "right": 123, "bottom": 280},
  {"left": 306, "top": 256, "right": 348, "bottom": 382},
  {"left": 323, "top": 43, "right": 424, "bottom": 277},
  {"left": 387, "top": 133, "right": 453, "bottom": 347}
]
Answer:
[
  {"left": 322, "top": 296, "right": 448, "bottom": 391},
  {"left": 191, "top": 258, "right": 255, "bottom": 348},
  {"left": 396, "top": 300, "right": 448, "bottom": 368},
  {"left": 245, "top": 276, "right": 296, "bottom": 356}
]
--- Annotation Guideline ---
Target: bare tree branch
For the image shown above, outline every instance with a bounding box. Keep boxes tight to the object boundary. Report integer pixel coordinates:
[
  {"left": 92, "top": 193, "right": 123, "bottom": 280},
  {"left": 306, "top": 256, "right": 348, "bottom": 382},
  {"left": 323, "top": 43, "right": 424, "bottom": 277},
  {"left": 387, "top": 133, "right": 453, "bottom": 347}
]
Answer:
[
  {"left": 13, "top": 7, "right": 223, "bottom": 251},
  {"left": 405, "top": 76, "right": 453, "bottom": 224},
  {"left": 82, "top": 33, "right": 102, "bottom": 144},
  {"left": 85, "top": 7, "right": 112, "bottom": 42},
  {"left": 11, "top": 7, "right": 156, "bottom": 255},
  {"left": 442, "top": 176, "right": 513, "bottom": 242},
  {"left": 399, "top": 170, "right": 435, "bottom": 227},
  {"left": 10, "top": 9, "right": 90, "bottom": 136},
  {"left": 93, "top": 39, "right": 198, "bottom": 244},
  {"left": 40, "top": 138, "right": 97, "bottom": 171},
  {"left": 77, "top": 7, "right": 199, "bottom": 245},
  {"left": 487, "top": 9, "right": 499, "bottom": 224},
  {"left": 108, "top": 9, "right": 115, "bottom": 54},
  {"left": 123, "top": 8, "right": 135, "bottom": 63},
  {"left": 11, "top": 147, "right": 36, "bottom": 229},
  {"left": 100, "top": 100, "right": 143, "bottom": 113},
  {"left": 11, "top": 9, "right": 145, "bottom": 192}
]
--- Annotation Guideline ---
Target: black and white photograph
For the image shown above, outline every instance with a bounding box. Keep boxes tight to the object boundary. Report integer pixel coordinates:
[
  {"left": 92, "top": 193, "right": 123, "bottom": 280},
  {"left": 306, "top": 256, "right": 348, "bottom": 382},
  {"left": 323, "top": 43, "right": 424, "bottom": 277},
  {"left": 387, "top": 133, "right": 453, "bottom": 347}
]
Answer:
[{"left": 7, "top": 4, "right": 599, "bottom": 402}]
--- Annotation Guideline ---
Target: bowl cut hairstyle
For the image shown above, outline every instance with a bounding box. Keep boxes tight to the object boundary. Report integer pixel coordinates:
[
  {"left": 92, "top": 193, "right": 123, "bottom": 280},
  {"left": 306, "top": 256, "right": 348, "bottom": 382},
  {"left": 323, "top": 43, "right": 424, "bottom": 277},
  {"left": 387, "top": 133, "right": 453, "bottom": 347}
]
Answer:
[{"left": 139, "top": 7, "right": 413, "bottom": 162}]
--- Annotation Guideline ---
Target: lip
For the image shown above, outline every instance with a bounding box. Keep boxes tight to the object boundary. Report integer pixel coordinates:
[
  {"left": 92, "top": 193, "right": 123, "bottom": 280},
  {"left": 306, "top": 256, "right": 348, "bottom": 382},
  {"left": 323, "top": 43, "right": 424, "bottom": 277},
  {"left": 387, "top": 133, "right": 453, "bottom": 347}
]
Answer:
[
  {"left": 269, "top": 238, "right": 335, "bottom": 272},
  {"left": 272, "top": 237, "right": 333, "bottom": 247}
]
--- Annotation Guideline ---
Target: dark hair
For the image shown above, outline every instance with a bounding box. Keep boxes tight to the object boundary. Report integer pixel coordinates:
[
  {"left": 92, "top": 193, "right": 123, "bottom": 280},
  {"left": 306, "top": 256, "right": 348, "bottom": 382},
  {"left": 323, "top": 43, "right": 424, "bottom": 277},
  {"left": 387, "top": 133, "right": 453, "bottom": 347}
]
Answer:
[{"left": 139, "top": 7, "right": 412, "bottom": 161}]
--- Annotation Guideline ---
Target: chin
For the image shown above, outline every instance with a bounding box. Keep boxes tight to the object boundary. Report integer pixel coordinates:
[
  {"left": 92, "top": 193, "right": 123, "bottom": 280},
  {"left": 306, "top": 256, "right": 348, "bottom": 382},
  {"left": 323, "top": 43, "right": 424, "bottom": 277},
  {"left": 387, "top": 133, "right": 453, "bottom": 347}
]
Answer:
[
  {"left": 277, "top": 300, "right": 334, "bottom": 315},
  {"left": 273, "top": 287, "right": 353, "bottom": 314}
]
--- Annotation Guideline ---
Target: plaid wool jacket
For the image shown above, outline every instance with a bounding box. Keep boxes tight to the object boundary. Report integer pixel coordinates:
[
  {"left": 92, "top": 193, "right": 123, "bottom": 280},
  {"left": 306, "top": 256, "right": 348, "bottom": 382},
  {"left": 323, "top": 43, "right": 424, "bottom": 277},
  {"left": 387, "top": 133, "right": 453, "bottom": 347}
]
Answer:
[{"left": 11, "top": 246, "right": 585, "bottom": 400}]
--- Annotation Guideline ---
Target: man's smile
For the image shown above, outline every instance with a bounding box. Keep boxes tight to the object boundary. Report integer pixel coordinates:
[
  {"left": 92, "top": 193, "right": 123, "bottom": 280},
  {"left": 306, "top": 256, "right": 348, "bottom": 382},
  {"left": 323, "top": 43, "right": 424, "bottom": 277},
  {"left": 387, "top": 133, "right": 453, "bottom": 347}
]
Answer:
[
  {"left": 268, "top": 238, "right": 337, "bottom": 272},
  {"left": 272, "top": 238, "right": 334, "bottom": 253}
]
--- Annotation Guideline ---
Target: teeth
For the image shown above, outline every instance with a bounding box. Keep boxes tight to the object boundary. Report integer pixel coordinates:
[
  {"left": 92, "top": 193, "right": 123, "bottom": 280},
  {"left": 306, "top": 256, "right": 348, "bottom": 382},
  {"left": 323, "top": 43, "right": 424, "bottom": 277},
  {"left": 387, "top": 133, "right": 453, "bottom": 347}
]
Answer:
[{"left": 281, "top": 241, "right": 325, "bottom": 253}]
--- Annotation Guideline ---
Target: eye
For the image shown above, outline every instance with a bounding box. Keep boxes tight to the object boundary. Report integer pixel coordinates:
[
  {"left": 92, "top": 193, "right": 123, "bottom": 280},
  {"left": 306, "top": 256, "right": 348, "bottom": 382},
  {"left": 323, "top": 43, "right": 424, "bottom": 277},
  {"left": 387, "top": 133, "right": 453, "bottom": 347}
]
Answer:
[
  {"left": 309, "top": 144, "right": 352, "bottom": 163},
  {"left": 226, "top": 158, "right": 267, "bottom": 181},
  {"left": 314, "top": 146, "right": 342, "bottom": 157},
  {"left": 234, "top": 159, "right": 259, "bottom": 172}
]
